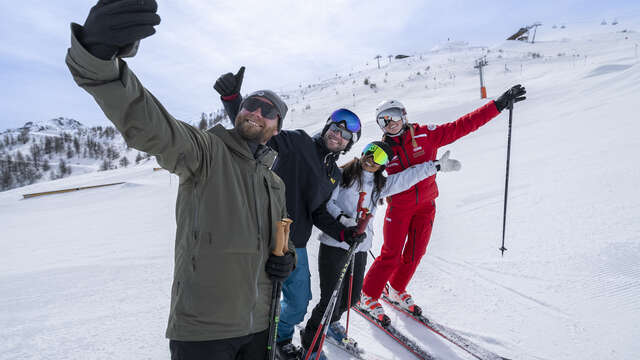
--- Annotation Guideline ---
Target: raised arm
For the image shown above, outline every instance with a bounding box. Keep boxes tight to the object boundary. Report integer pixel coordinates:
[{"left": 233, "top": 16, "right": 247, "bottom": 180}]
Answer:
[
  {"left": 380, "top": 150, "right": 461, "bottom": 197},
  {"left": 214, "top": 67, "right": 295, "bottom": 154},
  {"left": 425, "top": 102, "right": 500, "bottom": 148},
  {"left": 66, "top": 1, "right": 217, "bottom": 180},
  {"left": 427, "top": 85, "right": 526, "bottom": 147},
  {"left": 214, "top": 67, "right": 246, "bottom": 126}
]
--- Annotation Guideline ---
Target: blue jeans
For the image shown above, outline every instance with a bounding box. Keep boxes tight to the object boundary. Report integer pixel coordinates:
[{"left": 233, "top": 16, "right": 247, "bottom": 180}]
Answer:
[{"left": 277, "top": 247, "right": 313, "bottom": 343}]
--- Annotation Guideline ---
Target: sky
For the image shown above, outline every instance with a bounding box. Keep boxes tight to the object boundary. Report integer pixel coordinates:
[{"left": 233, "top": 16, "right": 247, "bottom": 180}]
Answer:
[{"left": 1, "top": 0, "right": 639, "bottom": 130}]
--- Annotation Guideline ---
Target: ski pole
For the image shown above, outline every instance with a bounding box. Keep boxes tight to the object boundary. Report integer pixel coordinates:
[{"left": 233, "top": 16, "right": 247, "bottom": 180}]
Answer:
[
  {"left": 500, "top": 102, "right": 513, "bottom": 257},
  {"left": 304, "top": 244, "right": 359, "bottom": 360},
  {"left": 355, "top": 192, "right": 373, "bottom": 234},
  {"left": 305, "top": 194, "right": 373, "bottom": 360},
  {"left": 345, "top": 255, "right": 355, "bottom": 337},
  {"left": 346, "top": 191, "right": 372, "bottom": 336},
  {"left": 267, "top": 282, "right": 282, "bottom": 360},
  {"left": 267, "top": 218, "right": 293, "bottom": 360}
]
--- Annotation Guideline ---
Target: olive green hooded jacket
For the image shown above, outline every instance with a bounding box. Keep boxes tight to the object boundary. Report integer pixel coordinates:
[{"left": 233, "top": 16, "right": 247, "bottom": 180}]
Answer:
[{"left": 66, "top": 24, "right": 292, "bottom": 341}]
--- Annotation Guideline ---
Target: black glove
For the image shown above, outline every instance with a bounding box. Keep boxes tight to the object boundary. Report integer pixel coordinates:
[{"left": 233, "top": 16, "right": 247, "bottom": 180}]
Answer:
[
  {"left": 494, "top": 84, "right": 527, "bottom": 112},
  {"left": 265, "top": 251, "right": 295, "bottom": 282},
  {"left": 214, "top": 66, "right": 245, "bottom": 97},
  {"left": 80, "top": 0, "right": 161, "bottom": 60},
  {"left": 340, "top": 226, "right": 366, "bottom": 247}
]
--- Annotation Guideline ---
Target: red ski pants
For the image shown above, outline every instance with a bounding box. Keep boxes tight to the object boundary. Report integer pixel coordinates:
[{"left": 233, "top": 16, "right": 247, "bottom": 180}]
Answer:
[{"left": 362, "top": 200, "right": 436, "bottom": 299}]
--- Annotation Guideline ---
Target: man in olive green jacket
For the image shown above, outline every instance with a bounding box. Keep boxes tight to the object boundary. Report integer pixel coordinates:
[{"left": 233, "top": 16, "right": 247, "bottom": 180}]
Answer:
[{"left": 66, "top": 1, "right": 295, "bottom": 359}]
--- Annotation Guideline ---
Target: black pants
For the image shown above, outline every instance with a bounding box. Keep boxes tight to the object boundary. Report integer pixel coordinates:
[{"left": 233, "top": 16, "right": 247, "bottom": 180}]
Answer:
[
  {"left": 170, "top": 329, "right": 269, "bottom": 360},
  {"left": 302, "top": 243, "right": 367, "bottom": 350}
]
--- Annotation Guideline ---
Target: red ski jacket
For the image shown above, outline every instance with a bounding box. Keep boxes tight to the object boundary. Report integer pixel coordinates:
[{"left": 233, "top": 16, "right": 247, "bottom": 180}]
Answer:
[{"left": 384, "top": 101, "right": 500, "bottom": 206}]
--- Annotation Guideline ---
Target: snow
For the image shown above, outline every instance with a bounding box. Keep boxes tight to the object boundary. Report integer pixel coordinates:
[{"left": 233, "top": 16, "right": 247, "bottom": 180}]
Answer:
[
  {"left": 2, "top": 18, "right": 640, "bottom": 360},
  {"left": 20, "top": 118, "right": 84, "bottom": 133},
  {"left": 1, "top": 118, "right": 146, "bottom": 190}
]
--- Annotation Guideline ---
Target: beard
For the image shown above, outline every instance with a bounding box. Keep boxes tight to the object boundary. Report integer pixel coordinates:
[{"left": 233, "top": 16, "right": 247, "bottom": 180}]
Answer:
[
  {"left": 236, "top": 113, "right": 277, "bottom": 144},
  {"left": 323, "top": 131, "right": 348, "bottom": 153}
]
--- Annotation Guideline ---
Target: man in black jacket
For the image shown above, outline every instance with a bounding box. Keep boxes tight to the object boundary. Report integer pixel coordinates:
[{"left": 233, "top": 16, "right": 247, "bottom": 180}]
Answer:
[{"left": 214, "top": 67, "right": 365, "bottom": 359}]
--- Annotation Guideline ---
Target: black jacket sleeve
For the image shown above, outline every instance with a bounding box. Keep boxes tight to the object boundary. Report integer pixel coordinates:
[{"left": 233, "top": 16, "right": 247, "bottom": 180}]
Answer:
[
  {"left": 221, "top": 95, "right": 243, "bottom": 127},
  {"left": 312, "top": 200, "right": 347, "bottom": 241}
]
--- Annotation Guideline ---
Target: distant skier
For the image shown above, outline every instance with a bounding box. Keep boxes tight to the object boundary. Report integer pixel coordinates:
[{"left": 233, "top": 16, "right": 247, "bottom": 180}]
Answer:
[
  {"left": 66, "top": 1, "right": 296, "bottom": 359},
  {"left": 300, "top": 141, "right": 461, "bottom": 358},
  {"left": 359, "top": 86, "right": 526, "bottom": 324},
  {"left": 215, "top": 69, "right": 364, "bottom": 359}
]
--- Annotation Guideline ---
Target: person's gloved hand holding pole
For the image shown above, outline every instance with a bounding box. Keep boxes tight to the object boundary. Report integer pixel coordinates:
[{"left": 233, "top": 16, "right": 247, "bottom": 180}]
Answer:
[
  {"left": 265, "top": 251, "right": 295, "bottom": 282},
  {"left": 340, "top": 226, "right": 366, "bottom": 247},
  {"left": 494, "top": 84, "right": 527, "bottom": 112},
  {"left": 80, "top": 0, "right": 161, "bottom": 60}
]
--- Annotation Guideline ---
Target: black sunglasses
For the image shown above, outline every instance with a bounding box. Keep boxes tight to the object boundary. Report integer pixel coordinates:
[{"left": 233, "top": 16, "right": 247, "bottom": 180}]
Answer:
[
  {"left": 241, "top": 97, "right": 279, "bottom": 120},
  {"left": 327, "top": 123, "right": 353, "bottom": 140}
]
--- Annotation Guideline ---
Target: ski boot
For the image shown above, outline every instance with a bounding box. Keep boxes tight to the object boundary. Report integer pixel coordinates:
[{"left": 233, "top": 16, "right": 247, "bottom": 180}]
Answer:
[
  {"left": 359, "top": 293, "right": 391, "bottom": 326},
  {"left": 299, "top": 327, "right": 328, "bottom": 360},
  {"left": 385, "top": 285, "right": 422, "bottom": 316},
  {"left": 327, "top": 321, "right": 363, "bottom": 355},
  {"left": 276, "top": 338, "right": 304, "bottom": 360}
]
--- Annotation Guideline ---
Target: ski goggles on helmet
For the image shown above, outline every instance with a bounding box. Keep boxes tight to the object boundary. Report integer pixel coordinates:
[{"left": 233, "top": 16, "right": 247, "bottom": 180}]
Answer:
[
  {"left": 377, "top": 107, "right": 405, "bottom": 128},
  {"left": 329, "top": 109, "right": 362, "bottom": 133},
  {"left": 327, "top": 123, "right": 354, "bottom": 140},
  {"left": 362, "top": 143, "right": 390, "bottom": 166},
  {"left": 241, "top": 96, "right": 280, "bottom": 120}
]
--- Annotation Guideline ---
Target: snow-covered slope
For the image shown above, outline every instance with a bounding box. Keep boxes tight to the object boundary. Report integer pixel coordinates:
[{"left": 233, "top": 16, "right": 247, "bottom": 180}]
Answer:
[
  {"left": 0, "top": 118, "right": 147, "bottom": 191},
  {"left": 1, "top": 18, "right": 640, "bottom": 360}
]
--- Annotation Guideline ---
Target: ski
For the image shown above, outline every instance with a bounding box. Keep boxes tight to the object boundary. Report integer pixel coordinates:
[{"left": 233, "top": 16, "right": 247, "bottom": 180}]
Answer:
[
  {"left": 295, "top": 324, "right": 391, "bottom": 360},
  {"left": 325, "top": 336, "right": 366, "bottom": 359},
  {"left": 352, "top": 306, "right": 438, "bottom": 360},
  {"left": 381, "top": 295, "right": 511, "bottom": 360}
]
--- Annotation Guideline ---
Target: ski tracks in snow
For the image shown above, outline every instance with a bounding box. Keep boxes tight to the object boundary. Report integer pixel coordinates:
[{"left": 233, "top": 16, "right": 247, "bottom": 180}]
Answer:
[{"left": 430, "top": 255, "right": 572, "bottom": 319}]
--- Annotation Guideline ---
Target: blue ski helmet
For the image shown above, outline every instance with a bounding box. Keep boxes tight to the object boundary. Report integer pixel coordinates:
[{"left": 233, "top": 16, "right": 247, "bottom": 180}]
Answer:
[{"left": 321, "top": 108, "right": 362, "bottom": 153}]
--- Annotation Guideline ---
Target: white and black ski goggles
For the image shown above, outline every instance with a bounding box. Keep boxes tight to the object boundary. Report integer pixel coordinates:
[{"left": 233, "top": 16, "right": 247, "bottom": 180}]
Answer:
[{"left": 377, "top": 107, "right": 406, "bottom": 128}]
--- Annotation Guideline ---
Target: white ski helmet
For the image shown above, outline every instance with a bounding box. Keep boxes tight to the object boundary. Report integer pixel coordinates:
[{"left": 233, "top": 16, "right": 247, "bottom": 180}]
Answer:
[{"left": 375, "top": 100, "right": 407, "bottom": 130}]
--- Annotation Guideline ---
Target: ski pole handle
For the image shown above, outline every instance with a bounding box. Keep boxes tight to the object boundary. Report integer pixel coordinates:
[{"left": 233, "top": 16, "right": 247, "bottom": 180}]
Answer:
[
  {"left": 355, "top": 191, "right": 371, "bottom": 234},
  {"left": 356, "top": 192, "right": 366, "bottom": 214},
  {"left": 356, "top": 212, "right": 372, "bottom": 235},
  {"left": 274, "top": 218, "right": 293, "bottom": 256}
]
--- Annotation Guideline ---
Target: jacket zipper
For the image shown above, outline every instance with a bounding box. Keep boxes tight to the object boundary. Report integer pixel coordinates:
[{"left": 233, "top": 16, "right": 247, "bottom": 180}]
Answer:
[
  {"left": 398, "top": 142, "right": 420, "bottom": 204},
  {"left": 249, "top": 162, "right": 265, "bottom": 331}
]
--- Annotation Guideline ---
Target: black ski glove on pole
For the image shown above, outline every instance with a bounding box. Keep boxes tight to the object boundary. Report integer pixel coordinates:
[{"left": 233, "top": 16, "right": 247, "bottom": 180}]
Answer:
[
  {"left": 340, "top": 226, "right": 367, "bottom": 247},
  {"left": 214, "top": 66, "right": 246, "bottom": 97},
  {"left": 80, "top": 0, "right": 161, "bottom": 60},
  {"left": 265, "top": 251, "right": 295, "bottom": 282},
  {"left": 494, "top": 84, "right": 527, "bottom": 112}
]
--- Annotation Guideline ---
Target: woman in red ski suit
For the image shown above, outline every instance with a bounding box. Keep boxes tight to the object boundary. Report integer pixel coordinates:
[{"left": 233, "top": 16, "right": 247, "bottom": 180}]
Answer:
[{"left": 360, "top": 85, "right": 526, "bottom": 322}]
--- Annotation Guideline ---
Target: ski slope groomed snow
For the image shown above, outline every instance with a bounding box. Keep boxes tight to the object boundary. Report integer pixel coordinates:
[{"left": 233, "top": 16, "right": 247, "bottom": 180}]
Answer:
[{"left": 2, "top": 18, "right": 640, "bottom": 360}]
